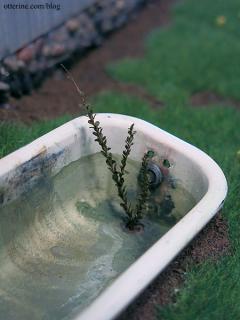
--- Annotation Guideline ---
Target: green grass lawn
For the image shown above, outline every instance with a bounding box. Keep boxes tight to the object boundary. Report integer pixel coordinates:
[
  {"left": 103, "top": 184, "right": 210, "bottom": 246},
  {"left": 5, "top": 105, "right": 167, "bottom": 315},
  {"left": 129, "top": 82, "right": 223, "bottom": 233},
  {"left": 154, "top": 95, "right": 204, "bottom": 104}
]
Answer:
[
  {"left": 108, "top": 0, "right": 240, "bottom": 105},
  {"left": 0, "top": 0, "right": 240, "bottom": 319},
  {"left": 0, "top": 116, "right": 71, "bottom": 158}
]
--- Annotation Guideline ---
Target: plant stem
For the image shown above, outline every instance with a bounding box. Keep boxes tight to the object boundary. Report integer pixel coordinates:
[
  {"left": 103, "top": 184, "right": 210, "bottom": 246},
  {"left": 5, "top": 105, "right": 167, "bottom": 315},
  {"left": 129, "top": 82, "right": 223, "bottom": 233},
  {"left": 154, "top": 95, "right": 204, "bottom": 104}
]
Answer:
[
  {"left": 135, "top": 152, "right": 151, "bottom": 219},
  {"left": 87, "top": 108, "right": 135, "bottom": 221},
  {"left": 61, "top": 64, "right": 152, "bottom": 230}
]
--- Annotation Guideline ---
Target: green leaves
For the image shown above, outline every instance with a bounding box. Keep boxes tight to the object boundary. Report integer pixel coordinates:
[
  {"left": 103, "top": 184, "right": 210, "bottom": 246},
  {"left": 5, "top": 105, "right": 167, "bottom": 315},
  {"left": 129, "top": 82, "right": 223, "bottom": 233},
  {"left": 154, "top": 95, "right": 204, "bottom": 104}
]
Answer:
[
  {"left": 119, "top": 123, "right": 136, "bottom": 181},
  {"left": 86, "top": 108, "right": 153, "bottom": 230}
]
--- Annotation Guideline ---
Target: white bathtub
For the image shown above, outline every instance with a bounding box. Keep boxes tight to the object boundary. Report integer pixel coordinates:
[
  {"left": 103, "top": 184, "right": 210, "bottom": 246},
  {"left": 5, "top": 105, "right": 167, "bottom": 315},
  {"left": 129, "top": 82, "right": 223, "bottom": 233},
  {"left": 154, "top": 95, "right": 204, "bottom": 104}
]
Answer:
[{"left": 0, "top": 114, "right": 227, "bottom": 320}]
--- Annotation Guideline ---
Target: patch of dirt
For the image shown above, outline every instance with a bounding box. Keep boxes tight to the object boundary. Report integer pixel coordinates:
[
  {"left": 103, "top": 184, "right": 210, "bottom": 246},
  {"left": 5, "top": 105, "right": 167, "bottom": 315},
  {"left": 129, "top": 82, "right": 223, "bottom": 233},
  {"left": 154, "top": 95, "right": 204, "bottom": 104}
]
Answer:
[
  {"left": 191, "top": 91, "right": 240, "bottom": 109},
  {"left": 0, "top": 0, "right": 175, "bottom": 124},
  {"left": 118, "top": 213, "right": 230, "bottom": 320}
]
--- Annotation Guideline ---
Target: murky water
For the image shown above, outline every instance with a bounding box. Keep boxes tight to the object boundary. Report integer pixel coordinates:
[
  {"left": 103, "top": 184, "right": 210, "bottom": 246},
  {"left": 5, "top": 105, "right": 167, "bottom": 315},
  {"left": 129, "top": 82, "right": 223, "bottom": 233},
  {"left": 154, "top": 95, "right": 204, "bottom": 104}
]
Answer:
[{"left": 0, "top": 153, "right": 196, "bottom": 319}]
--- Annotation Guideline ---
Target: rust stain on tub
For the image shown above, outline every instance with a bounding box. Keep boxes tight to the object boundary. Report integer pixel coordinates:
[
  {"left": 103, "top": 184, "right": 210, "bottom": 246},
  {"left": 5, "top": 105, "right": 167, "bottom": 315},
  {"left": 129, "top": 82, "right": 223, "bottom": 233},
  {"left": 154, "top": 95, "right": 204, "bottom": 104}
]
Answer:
[
  {"left": 13, "top": 146, "right": 47, "bottom": 168},
  {"left": 32, "top": 145, "right": 47, "bottom": 160}
]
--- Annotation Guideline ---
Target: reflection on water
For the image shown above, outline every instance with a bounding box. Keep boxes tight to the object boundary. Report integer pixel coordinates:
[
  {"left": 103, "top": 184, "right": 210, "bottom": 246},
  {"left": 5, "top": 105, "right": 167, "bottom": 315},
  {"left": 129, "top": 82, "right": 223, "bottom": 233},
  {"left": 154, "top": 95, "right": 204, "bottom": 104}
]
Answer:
[{"left": 0, "top": 153, "right": 196, "bottom": 319}]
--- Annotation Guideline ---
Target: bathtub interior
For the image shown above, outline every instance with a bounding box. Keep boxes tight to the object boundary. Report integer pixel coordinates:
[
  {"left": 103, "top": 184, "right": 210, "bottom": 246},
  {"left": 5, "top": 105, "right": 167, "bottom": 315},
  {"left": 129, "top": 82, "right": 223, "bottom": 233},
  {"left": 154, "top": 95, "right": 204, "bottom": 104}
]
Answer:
[{"left": 0, "top": 115, "right": 210, "bottom": 319}]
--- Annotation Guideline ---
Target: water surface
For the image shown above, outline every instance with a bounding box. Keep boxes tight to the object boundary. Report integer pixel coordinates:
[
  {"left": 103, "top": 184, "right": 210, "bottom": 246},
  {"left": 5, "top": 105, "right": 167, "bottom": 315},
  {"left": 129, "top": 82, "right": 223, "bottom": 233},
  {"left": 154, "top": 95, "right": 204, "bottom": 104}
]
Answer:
[{"left": 0, "top": 153, "right": 196, "bottom": 319}]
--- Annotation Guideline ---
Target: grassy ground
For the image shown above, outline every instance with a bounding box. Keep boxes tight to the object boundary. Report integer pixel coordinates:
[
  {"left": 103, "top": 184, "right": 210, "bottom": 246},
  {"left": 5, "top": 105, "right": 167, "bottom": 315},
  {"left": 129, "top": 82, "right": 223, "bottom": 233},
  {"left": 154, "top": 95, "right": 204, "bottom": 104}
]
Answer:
[
  {"left": 0, "top": 116, "right": 71, "bottom": 158},
  {"left": 108, "top": 0, "right": 240, "bottom": 104},
  {"left": 0, "top": 0, "right": 240, "bottom": 319}
]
